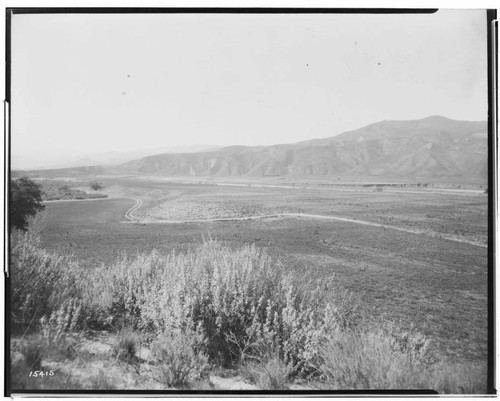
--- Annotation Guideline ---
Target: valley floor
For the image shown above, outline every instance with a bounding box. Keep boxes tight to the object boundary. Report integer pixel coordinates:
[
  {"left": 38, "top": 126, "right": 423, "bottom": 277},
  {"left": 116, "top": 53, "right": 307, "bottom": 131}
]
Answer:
[
  {"left": 10, "top": 176, "right": 489, "bottom": 393},
  {"left": 37, "top": 177, "right": 489, "bottom": 365}
]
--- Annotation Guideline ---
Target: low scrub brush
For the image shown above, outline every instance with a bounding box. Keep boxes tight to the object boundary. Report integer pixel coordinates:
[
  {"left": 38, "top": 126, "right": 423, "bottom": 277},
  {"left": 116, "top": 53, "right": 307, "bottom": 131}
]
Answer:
[
  {"left": 318, "top": 324, "right": 486, "bottom": 393},
  {"left": 10, "top": 231, "right": 81, "bottom": 329},
  {"left": 112, "top": 327, "right": 141, "bottom": 364},
  {"left": 151, "top": 327, "right": 210, "bottom": 388},
  {"left": 242, "top": 356, "right": 294, "bottom": 390}
]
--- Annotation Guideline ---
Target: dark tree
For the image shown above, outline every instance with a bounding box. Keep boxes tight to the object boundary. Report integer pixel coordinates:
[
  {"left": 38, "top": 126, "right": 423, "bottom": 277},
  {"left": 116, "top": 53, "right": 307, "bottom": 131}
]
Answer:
[
  {"left": 10, "top": 177, "right": 45, "bottom": 232},
  {"left": 90, "top": 181, "right": 103, "bottom": 191}
]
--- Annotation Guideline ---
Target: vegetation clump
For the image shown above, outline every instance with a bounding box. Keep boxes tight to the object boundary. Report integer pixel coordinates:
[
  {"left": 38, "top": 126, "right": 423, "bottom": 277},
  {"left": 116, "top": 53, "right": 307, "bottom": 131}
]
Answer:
[
  {"left": 151, "top": 327, "right": 210, "bottom": 387},
  {"left": 112, "top": 327, "right": 141, "bottom": 364},
  {"left": 242, "top": 355, "right": 293, "bottom": 390},
  {"left": 10, "top": 230, "right": 81, "bottom": 328},
  {"left": 84, "top": 240, "right": 344, "bottom": 376},
  {"left": 90, "top": 181, "right": 104, "bottom": 191}
]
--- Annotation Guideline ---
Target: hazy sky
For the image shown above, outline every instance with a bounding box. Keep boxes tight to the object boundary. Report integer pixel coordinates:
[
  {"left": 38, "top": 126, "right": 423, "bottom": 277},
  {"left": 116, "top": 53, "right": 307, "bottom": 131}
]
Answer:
[{"left": 11, "top": 10, "right": 488, "bottom": 168}]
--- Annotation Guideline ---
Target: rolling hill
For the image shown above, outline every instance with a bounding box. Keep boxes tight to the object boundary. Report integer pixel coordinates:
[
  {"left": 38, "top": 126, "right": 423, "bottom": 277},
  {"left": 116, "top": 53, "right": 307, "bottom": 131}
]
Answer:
[{"left": 13, "top": 116, "right": 488, "bottom": 181}]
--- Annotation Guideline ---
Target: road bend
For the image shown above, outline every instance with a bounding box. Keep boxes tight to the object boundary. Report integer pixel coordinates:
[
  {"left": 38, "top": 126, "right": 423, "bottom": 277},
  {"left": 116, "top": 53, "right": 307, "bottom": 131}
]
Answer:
[{"left": 124, "top": 199, "right": 143, "bottom": 221}]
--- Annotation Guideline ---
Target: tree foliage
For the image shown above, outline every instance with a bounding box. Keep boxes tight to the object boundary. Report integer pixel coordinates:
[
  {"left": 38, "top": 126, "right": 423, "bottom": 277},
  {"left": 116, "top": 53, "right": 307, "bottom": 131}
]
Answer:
[
  {"left": 90, "top": 181, "right": 103, "bottom": 191},
  {"left": 10, "top": 177, "right": 45, "bottom": 232}
]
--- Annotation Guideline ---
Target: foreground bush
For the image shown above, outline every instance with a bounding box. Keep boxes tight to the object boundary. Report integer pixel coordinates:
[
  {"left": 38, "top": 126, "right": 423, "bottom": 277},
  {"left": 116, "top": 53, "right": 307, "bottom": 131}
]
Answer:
[
  {"left": 151, "top": 327, "right": 210, "bottom": 387},
  {"left": 318, "top": 326, "right": 487, "bottom": 393},
  {"left": 319, "top": 326, "right": 428, "bottom": 389},
  {"left": 10, "top": 231, "right": 81, "bottom": 328},
  {"left": 85, "top": 240, "right": 346, "bottom": 374},
  {"left": 242, "top": 356, "right": 293, "bottom": 390},
  {"left": 111, "top": 327, "right": 141, "bottom": 364}
]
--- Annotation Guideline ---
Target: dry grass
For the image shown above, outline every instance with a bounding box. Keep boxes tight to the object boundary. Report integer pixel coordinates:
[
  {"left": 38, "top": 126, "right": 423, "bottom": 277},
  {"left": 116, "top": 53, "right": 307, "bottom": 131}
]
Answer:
[
  {"left": 111, "top": 327, "right": 141, "bottom": 364},
  {"left": 318, "top": 326, "right": 486, "bottom": 393},
  {"left": 151, "top": 328, "right": 210, "bottom": 388},
  {"left": 241, "top": 356, "right": 293, "bottom": 390}
]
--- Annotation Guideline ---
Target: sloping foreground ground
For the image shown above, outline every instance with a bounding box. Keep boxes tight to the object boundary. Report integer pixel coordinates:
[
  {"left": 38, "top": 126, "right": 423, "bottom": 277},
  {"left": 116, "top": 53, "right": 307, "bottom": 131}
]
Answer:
[
  {"left": 10, "top": 333, "right": 271, "bottom": 391},
  {"left": 36, "top": 182, "right": 488, "bottom": 367}
]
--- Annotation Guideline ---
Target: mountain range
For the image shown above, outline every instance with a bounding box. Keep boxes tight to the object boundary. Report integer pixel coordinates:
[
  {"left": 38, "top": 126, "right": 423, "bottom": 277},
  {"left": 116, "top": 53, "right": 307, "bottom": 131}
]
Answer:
[
  {"left": 14, "top": 116, "right": 488, "bottom": 181},
  {"left": 116, "top": 116, "right": 488, "bottom": 180}
]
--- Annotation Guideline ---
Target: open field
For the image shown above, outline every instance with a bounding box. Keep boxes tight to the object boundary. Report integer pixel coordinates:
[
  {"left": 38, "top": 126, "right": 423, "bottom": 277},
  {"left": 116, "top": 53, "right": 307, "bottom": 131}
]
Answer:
[{"left": 36, "top": 177, "right": 489, "bottom": 368}]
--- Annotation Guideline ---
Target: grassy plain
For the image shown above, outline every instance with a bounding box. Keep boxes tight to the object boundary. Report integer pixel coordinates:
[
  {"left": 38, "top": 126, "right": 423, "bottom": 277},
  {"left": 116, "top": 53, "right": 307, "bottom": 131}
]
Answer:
[{"left": 36, "top": 176, "right": 488, "bottom": 369}]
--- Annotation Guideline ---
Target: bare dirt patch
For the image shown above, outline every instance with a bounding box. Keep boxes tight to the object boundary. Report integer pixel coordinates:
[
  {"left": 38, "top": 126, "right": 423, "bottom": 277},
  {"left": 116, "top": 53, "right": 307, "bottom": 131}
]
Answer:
[{"left": 141, "top": 199, "right": 277, "bottom": 221}]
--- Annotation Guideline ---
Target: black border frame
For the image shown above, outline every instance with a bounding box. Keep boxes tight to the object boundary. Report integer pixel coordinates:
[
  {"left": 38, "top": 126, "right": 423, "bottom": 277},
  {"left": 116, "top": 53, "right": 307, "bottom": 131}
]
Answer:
[
  {"left": 3, "top": 7, "right": 497, "bottom": 396},
  {"left": 486, "top": 7, "right": 497, "bottom": 396}
]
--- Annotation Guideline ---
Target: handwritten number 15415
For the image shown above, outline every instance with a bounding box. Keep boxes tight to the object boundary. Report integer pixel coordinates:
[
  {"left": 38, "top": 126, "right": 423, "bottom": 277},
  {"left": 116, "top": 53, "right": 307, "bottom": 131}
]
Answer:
[{"left": 29, "top": 371, "right": 55, "bottom": 377}]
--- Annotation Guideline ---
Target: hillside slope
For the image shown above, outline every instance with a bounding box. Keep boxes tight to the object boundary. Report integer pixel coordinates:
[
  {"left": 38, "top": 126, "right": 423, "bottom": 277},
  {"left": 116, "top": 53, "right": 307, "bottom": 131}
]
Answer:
[{"left": 118, "top": 116, "right": 487, "bottom": 180}]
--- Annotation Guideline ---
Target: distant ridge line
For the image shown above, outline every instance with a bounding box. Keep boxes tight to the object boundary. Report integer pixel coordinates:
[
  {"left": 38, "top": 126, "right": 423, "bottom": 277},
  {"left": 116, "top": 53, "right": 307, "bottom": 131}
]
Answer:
[{"left": 12, "top": 116, "right": 488, "bottom": 182}]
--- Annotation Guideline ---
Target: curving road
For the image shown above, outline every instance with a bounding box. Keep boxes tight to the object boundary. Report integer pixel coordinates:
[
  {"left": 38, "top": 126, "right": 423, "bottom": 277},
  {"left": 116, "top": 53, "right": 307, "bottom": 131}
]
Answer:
[{"left": 124, "top": 199, "right": 143, "bottom": 221}]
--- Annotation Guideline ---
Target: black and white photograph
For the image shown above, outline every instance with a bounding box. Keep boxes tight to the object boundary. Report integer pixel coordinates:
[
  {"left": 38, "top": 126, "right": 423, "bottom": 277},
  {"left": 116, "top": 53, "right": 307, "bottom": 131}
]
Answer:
[{"left": 5, "top": 7, "right": 495, "bottom": 395}]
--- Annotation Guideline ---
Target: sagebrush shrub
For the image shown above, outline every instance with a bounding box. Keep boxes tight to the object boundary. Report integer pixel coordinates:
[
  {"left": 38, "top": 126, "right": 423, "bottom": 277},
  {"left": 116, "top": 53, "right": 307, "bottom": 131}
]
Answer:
[
  {"left": 151, "top": 327, "right": 210, "bottom": 388},
  {"left": 38, "top": 300, "right": 84, "bottom": 361},
  {"left": 242, "top": 356, "right": 293, "bottom": 390},
  {"left": 383, "top": 322, "right": 432, "bottom": 365},
  {"left": 82, "top": 252, "right": 162, "bottom": 330},
  {"left": 318, "top": 325, "right": 487, "bottom": 393},
  {"left": 112, "top": 327, "right": 141, "bottom": 364},
  {"left": 59, "top": 240, "right": 352, "bottom": 374},
  {"left": 318, "top": 325, "right": 454, "bottom": 391},
  {"left": 10, "top": 231, "right": 81, "bottom": 327},
  {"left": 40, "top": 298, "right": 84, "bottom": 335},
  {"left": 136, "top": 240, "right": 345, "bottom": 373},
  {"left": 423, "top": 361, "right": 487, "bottom": 394}
]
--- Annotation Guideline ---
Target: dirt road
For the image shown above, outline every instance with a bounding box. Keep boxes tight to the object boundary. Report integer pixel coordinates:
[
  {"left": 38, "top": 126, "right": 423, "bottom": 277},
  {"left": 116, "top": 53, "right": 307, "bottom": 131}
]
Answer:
[
  {"left": 124, "top": 199, "right": 143, "bottom": 221},
  {"left": 122, "top": 201, "right": 486, "bottom": 248}
]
